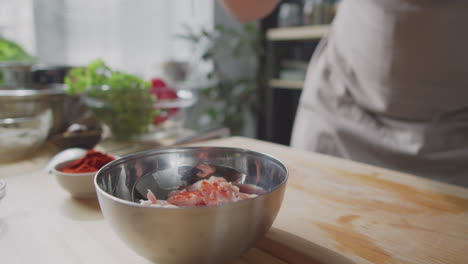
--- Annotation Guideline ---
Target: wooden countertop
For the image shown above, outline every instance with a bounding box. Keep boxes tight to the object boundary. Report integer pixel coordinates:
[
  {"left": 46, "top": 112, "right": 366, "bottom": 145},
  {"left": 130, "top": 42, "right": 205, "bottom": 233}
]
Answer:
[{"left": 1, "top": 137, "right": 467, "bottom": 264}]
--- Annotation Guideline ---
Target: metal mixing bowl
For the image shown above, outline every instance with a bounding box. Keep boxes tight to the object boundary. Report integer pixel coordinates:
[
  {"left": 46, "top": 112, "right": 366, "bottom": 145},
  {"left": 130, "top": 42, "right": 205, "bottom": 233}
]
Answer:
[
  {"left": 95, "top": 147, "right": 288, "bottom": 264},
  {"left": 0, "top": 84, "right": 68, "bottom": 135},
  {"left": 0, "top": 61, "right": 34, "bottom": 87},
  {"left": 0, "top": 108, "right": 53, "bottom": 162}
]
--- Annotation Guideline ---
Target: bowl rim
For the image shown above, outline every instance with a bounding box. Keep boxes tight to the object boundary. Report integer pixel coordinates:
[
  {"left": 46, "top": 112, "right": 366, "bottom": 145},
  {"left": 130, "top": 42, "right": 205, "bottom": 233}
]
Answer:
[
  {"left": 0, "top": 84, "right": 66, "bottom": 96},
  {"left": 83, "top": 87, "right": 197, "bottom": 109},
  {"left": 94, "top": 146, "right": 289, "bottom": 209},
  {"left": 153, "top": 89, "right": 197, "bottom": 108}
]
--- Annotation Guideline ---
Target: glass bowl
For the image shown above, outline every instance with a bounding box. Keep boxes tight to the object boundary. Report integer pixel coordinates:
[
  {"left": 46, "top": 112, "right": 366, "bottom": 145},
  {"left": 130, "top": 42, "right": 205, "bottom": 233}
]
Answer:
[
  {"left": 144, "top": 89, "right": 198, "bottom": 140},
  {"left": 82, "top": 85, "right": 156, "bottom": 140},
  {"left": 83, "top": 86, "right": 197, "bottom": 141}
]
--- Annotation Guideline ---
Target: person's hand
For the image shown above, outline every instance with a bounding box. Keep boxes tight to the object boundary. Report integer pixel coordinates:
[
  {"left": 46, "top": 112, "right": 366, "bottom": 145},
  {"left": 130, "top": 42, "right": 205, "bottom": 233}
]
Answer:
[{"left": 219, "top": 0, "right": 280, "bottom": 23}]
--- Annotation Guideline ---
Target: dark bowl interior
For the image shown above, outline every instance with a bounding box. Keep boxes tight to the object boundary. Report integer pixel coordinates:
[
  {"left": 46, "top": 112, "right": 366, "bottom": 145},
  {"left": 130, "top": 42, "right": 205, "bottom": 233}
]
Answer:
[{"left": 95, "top": 147, "right": 288, "bottom": 204}]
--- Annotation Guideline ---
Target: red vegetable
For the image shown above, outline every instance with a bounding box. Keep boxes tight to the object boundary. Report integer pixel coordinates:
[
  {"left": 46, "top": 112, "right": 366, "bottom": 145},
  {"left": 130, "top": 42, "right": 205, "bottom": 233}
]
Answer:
[
  {"left": 151, "top": 78, "right": 167, "bottom": 89},
  {"left": 150, "top": 78, "right": 180, "bottom": 124},
  {"left": 60, "top": 150, "right": 115, "bottom": 173}
]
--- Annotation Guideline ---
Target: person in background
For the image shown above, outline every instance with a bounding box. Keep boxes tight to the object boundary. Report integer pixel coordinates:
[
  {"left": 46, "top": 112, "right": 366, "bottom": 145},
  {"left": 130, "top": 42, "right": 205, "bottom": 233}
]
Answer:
[{"left": 220, "top": 0, "right": 468, "bottom": 187}]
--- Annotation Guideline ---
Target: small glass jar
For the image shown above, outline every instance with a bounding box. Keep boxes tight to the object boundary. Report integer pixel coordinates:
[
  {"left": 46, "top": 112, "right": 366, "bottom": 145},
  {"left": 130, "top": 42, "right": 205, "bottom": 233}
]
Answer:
[
  {"left": 278, "top": 3, "right": 302, "bottom": 27},
  {"left": 303, "top": 0, "right": 315, "bottom": 25},
  {"left": 303, "top": 0, "right": 341, "bottom": 25},
  {"left": 0, "top": 179, "right": 6, "bottom": 202}
]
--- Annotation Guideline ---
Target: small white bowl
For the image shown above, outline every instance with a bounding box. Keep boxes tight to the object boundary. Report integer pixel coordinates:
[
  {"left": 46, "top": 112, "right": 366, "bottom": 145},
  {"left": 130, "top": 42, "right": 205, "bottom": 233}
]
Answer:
[{"left": 51, "top": 159, "right": 104, "bottom": 199}]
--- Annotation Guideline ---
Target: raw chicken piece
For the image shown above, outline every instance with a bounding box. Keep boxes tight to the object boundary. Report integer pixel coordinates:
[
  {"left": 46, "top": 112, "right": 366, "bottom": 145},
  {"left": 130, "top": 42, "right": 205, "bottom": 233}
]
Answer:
[
  {"left": 186, "top": 176, "right": 240, "bottom": 205},
  {"left": 196, "top": 178, "right": 240, "bottom": 206},
  {"left": 147, "top": 189, "right": 158, "bottom": 204},
  {"left": 139, "top": 189, "right": 178, "bottom": 208},
  {"left": 167, "top": 190, "right": 204, "bottom": 206},
  {"left": 140, "top": 200, "right": 178, "bottom": 208},
  {"left": 139, "top": 189, "right": 158, "bottom": 205},
  {"left": 150, "top": 201, "right": 178, "bottom": 208},
  {"left": 139, "top": 176, "right": 262, "bottom": 207},
  {"left": 187, "top": 176, "right": 227, "bottom": 191},
  {"left": 140, "top": 199, "right": 153, "bottom": 206}
]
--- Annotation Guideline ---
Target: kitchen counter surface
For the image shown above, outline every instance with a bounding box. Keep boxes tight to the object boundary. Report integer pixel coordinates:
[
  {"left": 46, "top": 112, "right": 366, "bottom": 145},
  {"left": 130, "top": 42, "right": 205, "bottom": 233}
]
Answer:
[{"left": 1, "top": 136, "right": 467, "bottom": 264}]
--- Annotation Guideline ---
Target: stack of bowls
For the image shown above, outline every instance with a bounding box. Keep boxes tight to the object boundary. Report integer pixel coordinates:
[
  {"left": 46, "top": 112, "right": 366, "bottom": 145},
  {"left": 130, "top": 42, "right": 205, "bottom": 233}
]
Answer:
[
  {"left": 0, "top": 61, "right": 69, "bottom": 162},
  {"left": 0, "top": 84, "right": 67, "bottom": 132}
]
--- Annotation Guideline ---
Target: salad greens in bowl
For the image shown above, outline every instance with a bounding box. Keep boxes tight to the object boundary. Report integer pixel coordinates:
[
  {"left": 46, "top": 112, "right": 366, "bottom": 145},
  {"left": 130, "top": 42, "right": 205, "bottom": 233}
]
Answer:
[
  {"left": 83, "top": 85, "right": 156, "bottom": 140},
  {"left": 65, "top": 59, "right": 157, "bottom": 140}
]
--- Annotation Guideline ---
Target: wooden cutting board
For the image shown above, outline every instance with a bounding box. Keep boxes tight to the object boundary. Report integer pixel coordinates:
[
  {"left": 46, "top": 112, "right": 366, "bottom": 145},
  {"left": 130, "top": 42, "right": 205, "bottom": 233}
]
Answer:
[
  {"left": 194, "top": 137, "right": 468, "bottom": 264},
  {"left": 235, "top": 227, "right": 355, "bottom": 264}
]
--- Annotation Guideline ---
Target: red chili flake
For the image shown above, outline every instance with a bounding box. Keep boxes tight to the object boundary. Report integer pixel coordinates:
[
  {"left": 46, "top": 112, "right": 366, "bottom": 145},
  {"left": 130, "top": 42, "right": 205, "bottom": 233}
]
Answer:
[{"left": 60, "top": 150, "right": 115, "bottom": 173}]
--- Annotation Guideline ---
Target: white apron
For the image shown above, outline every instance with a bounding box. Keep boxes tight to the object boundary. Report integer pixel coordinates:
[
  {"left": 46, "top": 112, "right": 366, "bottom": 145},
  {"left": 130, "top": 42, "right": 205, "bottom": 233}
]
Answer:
[{"left": 291, "top": 0, "right": 468, "bottom": 186}]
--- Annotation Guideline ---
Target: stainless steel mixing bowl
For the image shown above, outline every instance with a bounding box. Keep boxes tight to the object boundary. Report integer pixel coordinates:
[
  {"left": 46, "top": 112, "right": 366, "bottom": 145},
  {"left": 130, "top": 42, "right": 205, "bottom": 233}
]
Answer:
[
  {"left": 0, "top": 84, "right": 68, "bottom": 134},
  {"left": 0, "top": 108, "right": 53, "bottom": 162},
  {"left": 95, "top": 147, "right": 288, "bottom": 264},
  {"left": 0, "top": 61, "right": 34, "bottom": 87}
]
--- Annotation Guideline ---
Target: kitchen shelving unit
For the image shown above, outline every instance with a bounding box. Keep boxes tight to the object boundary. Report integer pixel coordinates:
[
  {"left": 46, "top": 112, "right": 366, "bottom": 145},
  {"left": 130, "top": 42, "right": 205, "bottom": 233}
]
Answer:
[{"left": 263, "top": 24, "right": 329, "bottom": 145}]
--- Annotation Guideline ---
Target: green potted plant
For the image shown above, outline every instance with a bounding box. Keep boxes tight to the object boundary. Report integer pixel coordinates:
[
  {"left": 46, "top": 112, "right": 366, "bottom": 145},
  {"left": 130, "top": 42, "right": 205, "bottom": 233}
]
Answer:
[{"left": 178, "top": 23, "right": 263, "bottom": 135}]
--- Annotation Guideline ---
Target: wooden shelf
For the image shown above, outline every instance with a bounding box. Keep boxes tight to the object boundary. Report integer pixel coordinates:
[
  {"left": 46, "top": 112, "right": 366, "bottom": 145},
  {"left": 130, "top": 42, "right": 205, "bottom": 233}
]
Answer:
[
  {"left": 269, "top": 79, "right": 304, "bottom": 90},
  {"left": 266, "top": 25, "right": 329, "bottom": 41}
]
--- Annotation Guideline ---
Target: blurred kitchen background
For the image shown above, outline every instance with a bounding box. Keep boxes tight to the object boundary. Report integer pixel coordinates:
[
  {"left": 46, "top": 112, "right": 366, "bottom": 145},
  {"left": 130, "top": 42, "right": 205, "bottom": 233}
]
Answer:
[{"left": 0, "top": 0, "right": 339, "bottom": 161}]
